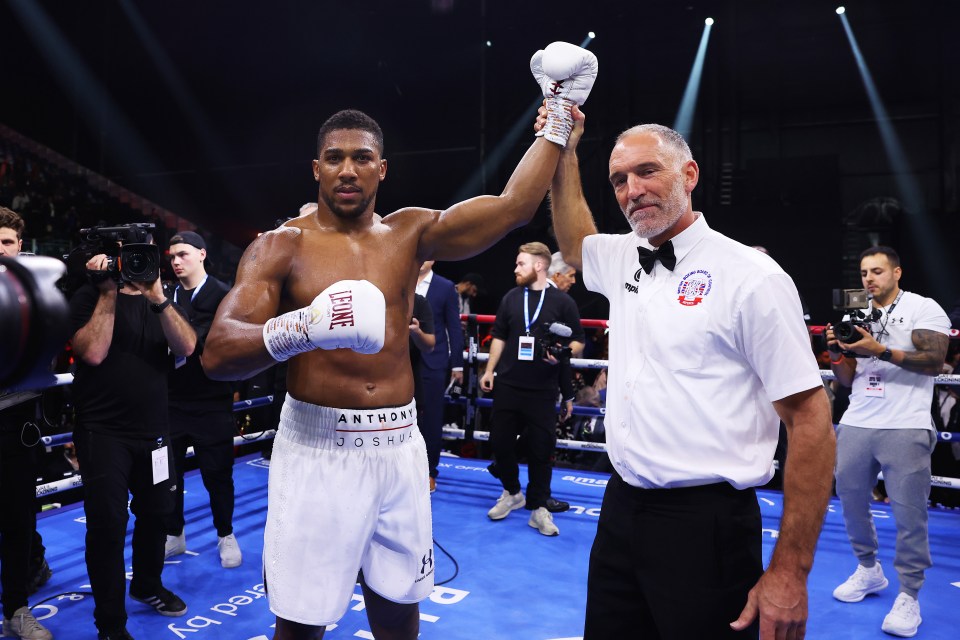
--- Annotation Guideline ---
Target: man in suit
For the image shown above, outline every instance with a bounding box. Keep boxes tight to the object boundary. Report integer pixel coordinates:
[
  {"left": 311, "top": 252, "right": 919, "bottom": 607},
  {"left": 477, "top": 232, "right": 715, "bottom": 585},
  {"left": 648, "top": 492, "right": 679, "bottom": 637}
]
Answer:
[
  {"left": 163, "top": 231, "right": 242, "bottom": 569},
  {"left": 416, "top": 260, "right": 465, "bottom": 492}
]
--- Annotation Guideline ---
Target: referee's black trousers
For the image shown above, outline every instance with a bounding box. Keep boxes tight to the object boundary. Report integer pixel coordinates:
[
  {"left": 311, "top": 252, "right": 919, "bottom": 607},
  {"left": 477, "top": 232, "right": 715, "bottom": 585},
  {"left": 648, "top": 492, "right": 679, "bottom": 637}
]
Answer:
[{"left": 584, "top": 472, "right": 762, "bottom": 639}]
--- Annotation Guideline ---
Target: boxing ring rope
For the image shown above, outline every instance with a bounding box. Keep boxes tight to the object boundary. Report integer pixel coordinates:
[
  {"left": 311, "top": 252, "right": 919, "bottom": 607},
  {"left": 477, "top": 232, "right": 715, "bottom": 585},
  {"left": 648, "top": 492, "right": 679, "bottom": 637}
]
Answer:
[
  {"left": 449, "top": 313, "right": 960, "bottom": 489},
  {"left": 33, "top": 391, "right": 278, "bottom": 498},
  {"left": 18, "top": 319, "right": 960, "bottom": 497}
]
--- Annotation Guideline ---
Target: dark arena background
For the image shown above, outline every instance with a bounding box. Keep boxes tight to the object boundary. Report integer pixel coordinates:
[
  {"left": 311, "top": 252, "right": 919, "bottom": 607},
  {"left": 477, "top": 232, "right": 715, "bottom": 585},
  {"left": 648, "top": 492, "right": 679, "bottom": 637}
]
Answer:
[
  {"left": 2, "top": 1, "right": 960, "bottom": 639},
  {"left": 2, "top": 0, "right": 959, "bottom": 316}
]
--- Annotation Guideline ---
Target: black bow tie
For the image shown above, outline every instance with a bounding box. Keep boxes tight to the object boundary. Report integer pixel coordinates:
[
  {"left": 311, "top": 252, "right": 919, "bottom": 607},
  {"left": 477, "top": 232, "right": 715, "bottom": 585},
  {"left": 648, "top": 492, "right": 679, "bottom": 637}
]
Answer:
[{"left": 637, "top": 241, "right": 677, "bottom": 274}]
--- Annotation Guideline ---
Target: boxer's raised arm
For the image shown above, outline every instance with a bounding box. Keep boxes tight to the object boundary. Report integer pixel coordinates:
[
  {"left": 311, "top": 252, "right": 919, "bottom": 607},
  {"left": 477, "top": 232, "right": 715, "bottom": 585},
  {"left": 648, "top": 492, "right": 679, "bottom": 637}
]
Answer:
[{"left": 417, "top": 138, "right": 560, "bottom": 261}]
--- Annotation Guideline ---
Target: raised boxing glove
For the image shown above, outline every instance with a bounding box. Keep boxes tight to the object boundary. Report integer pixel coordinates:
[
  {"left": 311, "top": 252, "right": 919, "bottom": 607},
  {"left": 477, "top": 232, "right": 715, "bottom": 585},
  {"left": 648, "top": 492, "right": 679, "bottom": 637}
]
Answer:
[
  {"left": 263, "top": 279, "right": 386, "bottom": 361},
  {"left": 530, "top": 41, "right": 598, "bottom": 147}
]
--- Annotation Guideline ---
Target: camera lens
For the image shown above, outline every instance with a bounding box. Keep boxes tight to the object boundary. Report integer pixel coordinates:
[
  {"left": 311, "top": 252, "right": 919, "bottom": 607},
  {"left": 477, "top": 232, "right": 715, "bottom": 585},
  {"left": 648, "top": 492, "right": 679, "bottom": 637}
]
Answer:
[
  {"left": 126, "top": 253, "right": 146, "bottom": 275},
  {"left": 0, "top": 256, "right": 70, "bottom": 389},
  {"left": 119, "top": 244, "right": 160, "bottom": 281},
  {"left": 834, "top": 321, "right": 858, "bottom": 343}
]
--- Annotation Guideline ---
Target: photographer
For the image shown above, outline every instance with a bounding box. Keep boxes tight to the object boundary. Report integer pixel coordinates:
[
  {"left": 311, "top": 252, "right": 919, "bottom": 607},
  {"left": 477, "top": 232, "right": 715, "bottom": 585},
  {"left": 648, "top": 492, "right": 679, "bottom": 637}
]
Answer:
[
  {"left": 0, "top": 206, "right": 52, "bottom": 640},
  {"left": 827, "top": 246, "right": 949, "bottom": 638},
  {"left": 481, "top": 242, "right": 584, "bottom": 536},
  {"left": 69, "top": 224, "right": 196, "bottom": 640}
]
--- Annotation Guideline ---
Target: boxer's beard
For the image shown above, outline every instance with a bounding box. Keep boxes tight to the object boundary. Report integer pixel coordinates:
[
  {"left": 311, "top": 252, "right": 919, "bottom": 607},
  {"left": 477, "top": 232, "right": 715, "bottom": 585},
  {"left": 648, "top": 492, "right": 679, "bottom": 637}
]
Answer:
[
  {"left": 624, "top": 176, "right": 687, "bottom": 239},
  {"left": 322, "top": 187, "right": 376, "bottom": 220}
]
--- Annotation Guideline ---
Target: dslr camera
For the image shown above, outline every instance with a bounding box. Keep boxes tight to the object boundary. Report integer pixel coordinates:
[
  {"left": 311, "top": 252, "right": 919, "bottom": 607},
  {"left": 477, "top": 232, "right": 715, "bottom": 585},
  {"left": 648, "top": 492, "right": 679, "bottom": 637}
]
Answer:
[
  {"left": 65, "top": 223, "right": 160, "bottom": 283},
  {"left": 831, "top": 288, "right": 881, "bottom": 348},
  {"left": 536, "top": 322, "right": 573, "bottom": 361}
]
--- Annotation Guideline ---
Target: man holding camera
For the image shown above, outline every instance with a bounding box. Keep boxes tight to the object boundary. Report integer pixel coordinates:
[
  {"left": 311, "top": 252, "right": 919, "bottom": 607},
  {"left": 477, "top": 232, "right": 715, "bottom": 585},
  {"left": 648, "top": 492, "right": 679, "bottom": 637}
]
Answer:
[
  {"left": 0, "top": 206, "right": 53, "bottom": 640},
  {"left": 480, "top": 242, "right": 584, "bottom": 536},
  {"left": 827, "top": 246, "right": 949, "bottom": 638},
  {"left": 69, "top": 226, "right": 196, "bottom": 640},
  {"left": 163, "top": 231, "right": 241, "bottom": 569}
]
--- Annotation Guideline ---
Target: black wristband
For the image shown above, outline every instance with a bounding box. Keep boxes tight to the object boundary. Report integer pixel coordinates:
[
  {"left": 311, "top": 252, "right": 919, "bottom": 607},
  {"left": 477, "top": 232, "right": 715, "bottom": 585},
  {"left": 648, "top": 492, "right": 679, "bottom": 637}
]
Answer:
[
  {"left": 879, "top": 347, "right": 893, "bottom": 362},
  {"left": 150, "top": 298, "right": 172, "bottom": 314}
]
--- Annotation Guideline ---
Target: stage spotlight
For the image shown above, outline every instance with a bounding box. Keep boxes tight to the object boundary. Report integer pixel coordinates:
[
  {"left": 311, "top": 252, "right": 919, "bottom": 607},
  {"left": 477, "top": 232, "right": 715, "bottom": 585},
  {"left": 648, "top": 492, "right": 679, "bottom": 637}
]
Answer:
[
  {"left": 485, "top": 40, "right": 492, "bottom": 47},
  {"left": 672, "top": 17, "right": 714, "bottom": 139},
  {"left": 587, "top": 31, "right": 596, "bottom": 39},
  {"left": 839, "top": 4, "right": 953, "bottom": 300},
  {"left": 836, "top": 6, "right": 845, "bottom": 14}
]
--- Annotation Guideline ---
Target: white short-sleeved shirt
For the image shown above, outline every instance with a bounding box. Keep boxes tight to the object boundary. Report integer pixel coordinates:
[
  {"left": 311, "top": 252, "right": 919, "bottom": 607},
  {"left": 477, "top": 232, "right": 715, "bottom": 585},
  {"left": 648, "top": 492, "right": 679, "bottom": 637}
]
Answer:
[
  {"left": 840, "top": 291, "right": 950, "bottom": 430},
  {"left": 582, "top": 214, "right": 823, "bottom": 489}
]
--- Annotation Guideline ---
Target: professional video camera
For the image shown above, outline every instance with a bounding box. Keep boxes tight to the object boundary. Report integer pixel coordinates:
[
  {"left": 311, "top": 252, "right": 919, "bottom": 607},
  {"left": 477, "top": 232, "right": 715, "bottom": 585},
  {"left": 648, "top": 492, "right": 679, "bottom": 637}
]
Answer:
[
  {"left": 831, "top": 288, "right": 882, "bottom": 349},
  {"left": 64, "top": 222, "right": 160, "bottom": 283},
  {"left": 0, "top": 256, "right": 70, "bottom": 391},
  {"left": 536, "top": 321, "right": 574, "bottom": 361}
]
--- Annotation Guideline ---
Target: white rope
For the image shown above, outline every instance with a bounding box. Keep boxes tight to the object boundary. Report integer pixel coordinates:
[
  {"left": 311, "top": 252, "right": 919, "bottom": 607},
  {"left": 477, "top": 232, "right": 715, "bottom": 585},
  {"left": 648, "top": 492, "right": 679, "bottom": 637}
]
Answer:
[
  {"left": 34, "top": 430, "right": 276, "bottom": 498},
  {"left": 440, "top": 426, "right": 960, "bottom": 490}
]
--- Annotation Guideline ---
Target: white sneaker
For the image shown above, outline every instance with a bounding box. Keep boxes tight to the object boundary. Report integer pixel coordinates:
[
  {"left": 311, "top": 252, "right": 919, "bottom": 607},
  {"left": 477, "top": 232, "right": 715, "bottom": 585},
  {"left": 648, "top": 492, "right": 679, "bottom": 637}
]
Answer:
[
  {"left": 164, "top": 532, "right": 186, "bottom": 558},
  {"left": 527, "top": 507, "right": 559, "bottom": 536},
  {"left": 833, "top": 562, "right": 888, "bottom": 602},
  {"left": 218, "top": 533, "right": 242, "bottom": 568},
  {"left": 2, "top": 606, "right": 53, "bottom": 640},
  {"left": 881, "top": 593, "right": 921, "bottom": 637},
  {"left": 487, "top": 490, "right": 525, "bottom": 520}
]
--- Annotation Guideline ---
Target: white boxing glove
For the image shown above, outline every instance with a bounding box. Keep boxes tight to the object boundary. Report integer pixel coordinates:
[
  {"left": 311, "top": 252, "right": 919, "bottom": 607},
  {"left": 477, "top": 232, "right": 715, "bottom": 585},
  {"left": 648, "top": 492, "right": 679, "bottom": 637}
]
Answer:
[
  {"left": 263, "top": 279, "right": 386, "bottom": 361},
  {"left": 530, "top": 42, "right": 598, "bottom": 147}
]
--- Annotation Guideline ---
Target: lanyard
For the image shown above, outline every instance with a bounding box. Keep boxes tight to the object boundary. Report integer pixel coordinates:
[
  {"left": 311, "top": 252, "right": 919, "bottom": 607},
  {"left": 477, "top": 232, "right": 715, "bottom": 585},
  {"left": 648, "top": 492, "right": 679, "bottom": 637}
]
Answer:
[
  {"left": 524, "top": 287, "right": 546, "bottom": 335},
  {"left": 873, "top": 289, "right": 903, "bottom": 344},
  {"left": 176, "top": 275, "right": 208, "bottom": 304}
]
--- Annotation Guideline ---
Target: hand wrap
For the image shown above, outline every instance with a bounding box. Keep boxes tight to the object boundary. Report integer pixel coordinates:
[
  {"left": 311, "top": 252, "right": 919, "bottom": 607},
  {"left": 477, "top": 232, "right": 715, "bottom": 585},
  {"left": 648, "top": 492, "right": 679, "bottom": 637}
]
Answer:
[{"left": 530, "top": 42, "right": 598, "bottom": 147}]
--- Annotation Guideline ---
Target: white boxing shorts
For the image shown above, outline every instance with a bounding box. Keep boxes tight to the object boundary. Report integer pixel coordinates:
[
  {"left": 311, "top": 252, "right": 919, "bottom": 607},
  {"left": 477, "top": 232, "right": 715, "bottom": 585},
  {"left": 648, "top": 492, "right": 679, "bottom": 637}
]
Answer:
[{"left": 263, "top": 395, "right": 434, "bottom": 626}]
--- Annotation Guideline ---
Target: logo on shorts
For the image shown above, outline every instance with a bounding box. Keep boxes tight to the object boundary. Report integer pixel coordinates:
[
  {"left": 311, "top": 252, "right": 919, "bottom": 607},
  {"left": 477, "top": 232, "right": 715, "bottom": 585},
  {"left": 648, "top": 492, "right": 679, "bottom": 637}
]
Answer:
[
  {"left": 676, "top": 269, "right": 712, "bottom": 306},
  {"left": 415, "top": 549, "right": 435, "bottom": 583}
]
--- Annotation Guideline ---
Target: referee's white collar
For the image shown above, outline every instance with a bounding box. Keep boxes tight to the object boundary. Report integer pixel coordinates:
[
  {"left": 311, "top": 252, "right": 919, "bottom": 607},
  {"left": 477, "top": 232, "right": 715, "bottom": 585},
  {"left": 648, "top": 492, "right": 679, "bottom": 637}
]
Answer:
[{"left": 636, "top": 212, "right": 709, "bottom": 267}]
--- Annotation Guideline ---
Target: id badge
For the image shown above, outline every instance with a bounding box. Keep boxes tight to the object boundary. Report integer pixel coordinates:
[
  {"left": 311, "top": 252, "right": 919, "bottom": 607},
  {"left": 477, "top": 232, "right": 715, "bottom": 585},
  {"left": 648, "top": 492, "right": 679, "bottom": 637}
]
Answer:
[
  {"left": 864, "top": 373, "right": 885, "bottom": 398},
  {"left": 518, "top": 336, "right": 535, "bottom": 361},
  {"left": 152, "top": 445, "right": 170, "bottom": 485}
]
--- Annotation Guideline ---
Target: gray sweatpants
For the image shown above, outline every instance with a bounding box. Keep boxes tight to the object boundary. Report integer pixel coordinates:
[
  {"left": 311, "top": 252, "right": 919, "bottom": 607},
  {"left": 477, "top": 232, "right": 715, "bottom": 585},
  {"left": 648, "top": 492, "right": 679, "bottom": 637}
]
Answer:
[{"left": 835, "top": 424, "right": 937, "bottom": 597}]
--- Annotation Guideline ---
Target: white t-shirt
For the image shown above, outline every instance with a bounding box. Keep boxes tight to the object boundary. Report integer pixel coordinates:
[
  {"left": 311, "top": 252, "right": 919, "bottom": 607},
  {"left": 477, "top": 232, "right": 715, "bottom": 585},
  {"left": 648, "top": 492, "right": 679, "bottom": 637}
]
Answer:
[
  {"left": 840, "top": 290, "right": 950, "bottom": 430},
  {"left": 582, "top": 214, "right": 823, "bottom": 489}
]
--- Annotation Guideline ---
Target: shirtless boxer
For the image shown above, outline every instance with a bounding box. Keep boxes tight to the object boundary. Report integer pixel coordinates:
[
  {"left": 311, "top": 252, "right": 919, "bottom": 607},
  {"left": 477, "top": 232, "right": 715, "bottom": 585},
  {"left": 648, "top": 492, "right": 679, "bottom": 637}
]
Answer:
[{"left": 202, "top": 43, "right": 598, "bottom": 640}]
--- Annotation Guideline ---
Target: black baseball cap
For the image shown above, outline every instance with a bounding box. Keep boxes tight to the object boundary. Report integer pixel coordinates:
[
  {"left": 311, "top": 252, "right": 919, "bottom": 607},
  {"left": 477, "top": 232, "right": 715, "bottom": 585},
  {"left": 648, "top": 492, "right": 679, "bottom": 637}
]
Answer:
[{"left": 169, "top": 231, "right": 206, "bottom": 251}]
